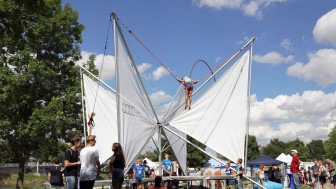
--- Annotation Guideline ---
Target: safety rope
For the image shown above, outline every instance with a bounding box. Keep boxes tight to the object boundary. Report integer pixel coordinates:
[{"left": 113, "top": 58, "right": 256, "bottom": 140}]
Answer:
[
  {"left": 117, "top": 17, "right": 245, "bottom": 85},
  {"left": 117, "top": 18, "right": 178, "bottom": 79},
  {"left": 89, "top": 16, "right": 113, "bottom": 126}
]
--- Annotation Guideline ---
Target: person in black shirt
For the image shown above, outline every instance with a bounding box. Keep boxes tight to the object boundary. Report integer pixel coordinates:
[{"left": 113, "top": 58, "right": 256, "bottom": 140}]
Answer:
[
  {"left": 48, "top": 158, "right": 65, "bottom": 188},
  {"left": 109, "top": 143, "right": 126, "bottom": 189},
  {"left": 64, "top": 136, "right": 81, "bottom": 189}
]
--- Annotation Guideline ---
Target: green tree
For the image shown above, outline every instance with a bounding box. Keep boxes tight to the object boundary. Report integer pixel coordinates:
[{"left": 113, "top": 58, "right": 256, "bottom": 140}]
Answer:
[
  {"left": 0, "top": 0, "right": 84, "bottom": 188},
  {"left": 261, "top": 138, "right": 286, "bottom": 158},
  {"left": 286, "top": 138, "right": 309, "bottom": 161},
  {"left": 306, "top": 139, "right": 325, "bottom": 161},
  {"left": 187, "top": 136, "right": 211, "bottom": 167},
  {"left": 154, "top": 134, "right": 210, "bottom": 168},
  {"left": 139, "top": 151, "right": 159, "bottom": 162},
  {"left": 83, "top": 54, "right": 99, "bottom": 77},
  {"left": 324, "top": 125, "right": 336, "bottom": 160},
  {"left": 247, "top": 135, "right": 261, "bottom": 161}
]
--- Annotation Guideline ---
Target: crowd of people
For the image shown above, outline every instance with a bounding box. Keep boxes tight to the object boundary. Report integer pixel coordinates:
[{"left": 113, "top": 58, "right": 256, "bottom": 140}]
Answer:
[
  {"left": 293, "top": 159, "right": 336, "bottom": 189},
  {"left": 47, "top": 135, "right": 125, "bottom": 189},
  {"left": 48, "top": 139, "right": 336, "bottom": 189},
  {"left": 47, "top": 138, "right": 248, "bottom": 189},
  {"left": 290, "top": 149, "right": 336, "bottom": 189}
]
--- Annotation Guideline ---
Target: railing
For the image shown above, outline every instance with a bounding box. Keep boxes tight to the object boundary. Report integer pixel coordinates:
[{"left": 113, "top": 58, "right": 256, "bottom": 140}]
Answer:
[{"left": 43, "top": 175, "right": 236, "bottom": 189}]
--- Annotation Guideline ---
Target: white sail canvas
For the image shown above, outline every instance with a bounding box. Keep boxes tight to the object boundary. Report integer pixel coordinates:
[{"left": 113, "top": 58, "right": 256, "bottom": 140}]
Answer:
[
  {"left": 115, "top": 31, "right": 157, "bottom": 169},
  {"left": 170, "top": 50, "right": 251, "bottom": 162},
  {"left": 83, "top": 74, "right": 118, "bottom": 163}
]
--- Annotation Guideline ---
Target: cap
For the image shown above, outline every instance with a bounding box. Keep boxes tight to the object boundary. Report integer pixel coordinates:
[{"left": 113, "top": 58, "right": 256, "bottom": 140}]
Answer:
[{"left": 291, "top": 149, "right": 297, "bottom": 153}]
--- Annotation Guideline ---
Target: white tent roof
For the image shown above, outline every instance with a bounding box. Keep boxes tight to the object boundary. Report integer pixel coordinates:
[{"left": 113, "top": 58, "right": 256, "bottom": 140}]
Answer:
[
  {"left": 276, "top": 153, "right": 292, "bottom": 164},
  {"left": 143, "top": 158, "right": 159, "bottom": 168}
]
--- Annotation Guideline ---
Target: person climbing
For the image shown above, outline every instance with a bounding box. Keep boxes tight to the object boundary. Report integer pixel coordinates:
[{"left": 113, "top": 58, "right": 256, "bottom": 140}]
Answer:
[
  {"left": 176, "top": 76, "right": 199, "bottom": 110},
  {"left": 88, "top": 112, "right": 96, "bottom": 136}
]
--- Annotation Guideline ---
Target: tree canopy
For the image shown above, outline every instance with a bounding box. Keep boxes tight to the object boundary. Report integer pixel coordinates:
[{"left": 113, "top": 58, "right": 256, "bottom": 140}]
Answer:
[
  {"left": 247, "top": 135, "right": 261, "bottom": 161},
  {"left": 324, "top": 126, "right": 336, "bottom": 160},
  {"left": 0, "top": 0, "right": 84, "bottom": 188}
]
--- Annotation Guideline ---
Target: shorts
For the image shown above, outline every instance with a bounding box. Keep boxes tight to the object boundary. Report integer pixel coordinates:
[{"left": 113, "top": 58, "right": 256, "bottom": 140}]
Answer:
[
  {"left": 163, "top": 172, "right": 170, "bottom": 177},
  {"left": 332, "top": 175, "right": 336, "bottom": 184},
  {"left": 112, "top": 168, "right": 124, "bottom": 182},
  {"left": 226, "top": 179, "right": 234, "bottom": 185},
  {"left": 135, "top": 178, "right": 143, "bottom": 184},
  {"left": 185, "top": 83, "right": 193, "bottom": 91},
  {"left": 320, "top": 175, "right": 326, "bottom": 184},
  {"left": 312, "top": 174, "right": 318, "bottom": 182}
]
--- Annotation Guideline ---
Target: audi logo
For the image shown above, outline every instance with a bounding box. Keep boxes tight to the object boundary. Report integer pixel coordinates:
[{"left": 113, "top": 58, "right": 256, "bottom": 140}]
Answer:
[{"left": 122, "top": 103, "right": 135, "bottom": 116}]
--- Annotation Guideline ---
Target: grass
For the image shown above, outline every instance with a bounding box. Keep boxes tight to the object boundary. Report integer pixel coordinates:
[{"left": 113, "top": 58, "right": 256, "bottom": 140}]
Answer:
[{"left": 0, "top": 173, "right": 110, "bottom": 188}]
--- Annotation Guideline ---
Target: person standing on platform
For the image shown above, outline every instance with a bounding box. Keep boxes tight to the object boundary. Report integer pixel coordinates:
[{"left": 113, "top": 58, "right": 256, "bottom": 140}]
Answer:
[
  {"left": 134, "top": 160, "right": 145, "bottom": 189},
  {"left": 290, "top": 149, "right": 301, "bottom": 189},
  {"left": 143, "top": 160, "right": 151, "bottom": 178},
  {"left": 225, "top": 162, "right": 234, "bottom": 189},
  {"left": 162, "top": 153, "right": 173, "bottom": 176},
  {"left": 234, "top": 158, "right": 244, "bottom": 189}
]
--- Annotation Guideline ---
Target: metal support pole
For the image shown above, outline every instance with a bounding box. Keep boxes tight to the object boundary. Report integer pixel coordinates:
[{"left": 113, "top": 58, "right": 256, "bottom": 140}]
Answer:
[
  {"left": 158, "top": 125, "right": 162, "bottom": 175},
  {"left": 80, "top": 68, "right": 87, "bottom": 145},
  {"left": 244, "top": 41, "right": 254, "bottom": 173},
  {"left": 111, "top": 12, "right": 160, "bottom": 124}
]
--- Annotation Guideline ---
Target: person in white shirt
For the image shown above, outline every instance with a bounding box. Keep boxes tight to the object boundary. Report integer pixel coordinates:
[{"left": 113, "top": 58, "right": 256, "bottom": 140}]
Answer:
[{"left": 79, "top": 135, "right": 101, "bottom": 189}]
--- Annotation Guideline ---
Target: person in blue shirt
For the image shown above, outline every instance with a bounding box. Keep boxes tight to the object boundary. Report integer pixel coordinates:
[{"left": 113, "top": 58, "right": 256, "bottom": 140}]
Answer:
[
  {"left": 133, "top": 160, "right": 145, "bottom": 189},
  {"left": 143, "top": 160, "right": 151, "bottom": 178},
  {"left": 162, "top": 153, "right": 173, "bottom": 176},
  {"left": 224, "top": 162, "right": 234, "bottom": 189}
]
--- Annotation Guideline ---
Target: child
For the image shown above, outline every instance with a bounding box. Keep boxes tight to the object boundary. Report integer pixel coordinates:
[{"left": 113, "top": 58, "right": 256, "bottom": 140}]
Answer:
[
  {"left": 176, "top": 76, "right": 199, "bottom": 110},
  {"left": 258, "top": 164, "right": 265, "bottom": 187}
]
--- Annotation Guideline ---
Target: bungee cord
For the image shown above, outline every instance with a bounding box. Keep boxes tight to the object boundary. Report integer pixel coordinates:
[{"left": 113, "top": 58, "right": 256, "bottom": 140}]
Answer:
[{"left": 189, "top": 60, "right": 216, "bottom": 82}]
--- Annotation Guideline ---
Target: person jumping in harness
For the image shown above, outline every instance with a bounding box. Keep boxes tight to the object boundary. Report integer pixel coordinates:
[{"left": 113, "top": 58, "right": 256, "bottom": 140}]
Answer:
[{"left": 176, "top": 76, "right": 199, "bottom": 110}]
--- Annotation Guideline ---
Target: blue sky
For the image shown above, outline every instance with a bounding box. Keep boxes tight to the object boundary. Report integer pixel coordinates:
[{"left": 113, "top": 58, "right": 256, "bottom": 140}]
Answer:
[{"left": 64, "top": 0, "right": 336, "bottom": 145}]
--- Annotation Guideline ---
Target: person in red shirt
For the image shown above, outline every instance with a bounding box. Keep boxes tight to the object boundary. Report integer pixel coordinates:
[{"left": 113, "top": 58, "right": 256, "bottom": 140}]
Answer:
[{"left": 290, "top": 149, "right": 301, "bottom": 189}]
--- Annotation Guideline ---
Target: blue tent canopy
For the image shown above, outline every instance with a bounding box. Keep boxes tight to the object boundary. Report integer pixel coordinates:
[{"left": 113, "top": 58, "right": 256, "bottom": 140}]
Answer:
[{"left": 247, "top": 155, "right": 284, "bottom": 166}]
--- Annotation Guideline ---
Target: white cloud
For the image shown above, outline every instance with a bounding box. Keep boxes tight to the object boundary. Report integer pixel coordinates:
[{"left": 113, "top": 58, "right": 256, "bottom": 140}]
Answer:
[
  {"left": 313, "top": 8, "right": 336, "bottom": 46},
  {"left": 250, "top": 91, "right": 336, "bottom": 145},
  {"left": 242, "top": 1, "right": 262, "bottom": 19},
  {"left": 137, "top": 62, "right": 152, "bottom": 74},
  {"left": 152, "top": 66, "right": 170, "bottom": 80},
  {"left": 149, "top": 90, "right": 172, "bottom": 106},
  {"left": 77, "top": 51, "right": 115, "bottom": 80},
  {"left": 253, "top": 51, "right": 294, "bottom": 65},
  {"left": 193, "top": 0, "right": 287, "bottom": 19},
  {"left": 281, "top": 38, "right": 294, "bottom": 51},
  {"left": 287, "top": 49, "right": 336, "bottom": 86},
  {"left": 193, "top": 0, "right": 242, "bottom": 9}
]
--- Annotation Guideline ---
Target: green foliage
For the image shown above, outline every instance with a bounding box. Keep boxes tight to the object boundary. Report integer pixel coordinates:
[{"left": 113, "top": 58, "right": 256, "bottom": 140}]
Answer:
[
  {"left": 83, "top": 54, "right": 99, "bottom": 77},
  {"left": 138, "top": 151, "right": 158, "bottom": 162},
  {"left": 306, "top": 139, "right": 325, "bottom": 161},
  {"left": 286, "top": 138, "right": 309, "bottom": 161},
  {"left": 261, "top": 138, "right": 287, "bottom": 158},
  {"left": 0, "top": 0, "right": 84, "bottom": 187},
  {"left": 187, "top": 136, "right": 210, "bottom": 167},
  {"left": 324, "top": 125, "right": 336, "bottom": 160},
  {"left": 247, "top": 135, "right": 261, "bottom": 161},
  {"left": 154, "top": 133, "right": 210, "bottom": 168}
]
